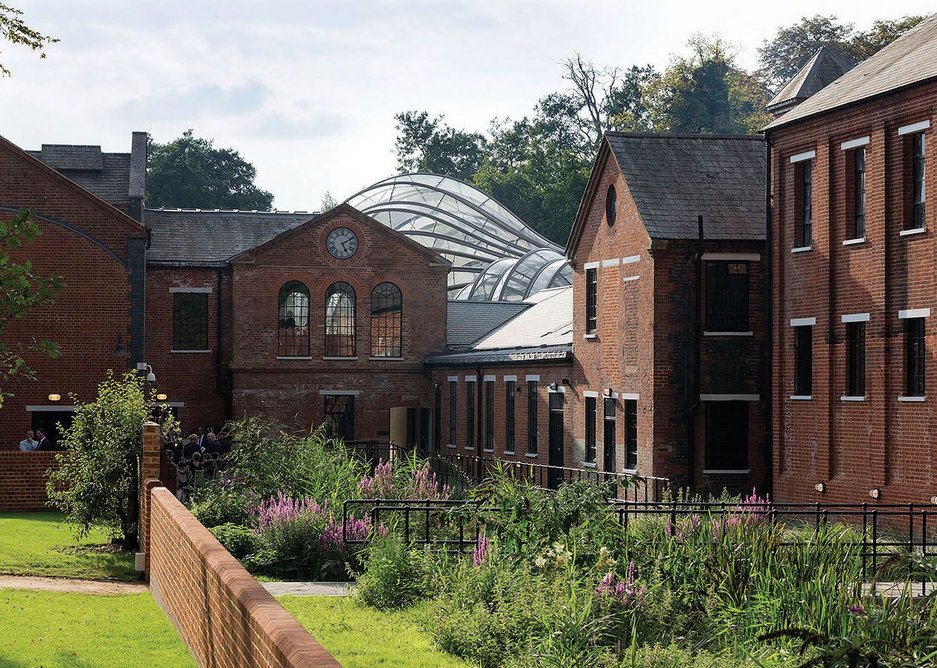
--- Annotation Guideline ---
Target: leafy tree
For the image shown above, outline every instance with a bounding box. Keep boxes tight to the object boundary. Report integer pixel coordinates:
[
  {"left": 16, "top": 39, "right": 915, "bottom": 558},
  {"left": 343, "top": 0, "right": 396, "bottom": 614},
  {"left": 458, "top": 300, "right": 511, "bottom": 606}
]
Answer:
[
  {"left": 393, "top": 111, "right": 487, "bottom": 181},
  {"left": 850, "top": 16, "right": 927, "bottom": 61},
  {"left": 0, "top": 2, "right": 57, "bottom": 76},
  {"left": 147, "top": 129, "right": 274, "bottom": 210},
  {"left": 0, "top": 209, "right": 62, "bottom": 407},
  {"left": 320, "top": 191, "right": 338, "bottom": 211}
]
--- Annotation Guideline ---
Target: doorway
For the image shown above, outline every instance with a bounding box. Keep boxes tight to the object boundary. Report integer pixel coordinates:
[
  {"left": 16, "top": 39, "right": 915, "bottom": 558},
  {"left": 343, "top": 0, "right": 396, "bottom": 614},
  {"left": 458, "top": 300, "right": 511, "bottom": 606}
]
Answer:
[{"left": 548, "top": 390, "right": 564, "bottom": 489}]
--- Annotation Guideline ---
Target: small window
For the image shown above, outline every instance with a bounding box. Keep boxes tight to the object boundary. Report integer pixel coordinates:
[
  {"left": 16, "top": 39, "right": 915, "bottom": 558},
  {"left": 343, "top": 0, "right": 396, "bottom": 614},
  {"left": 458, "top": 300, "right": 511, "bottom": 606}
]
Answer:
[
  {"left": 625, "top": 399, "right": 637, "bottom": 470},
  {"left": 484, "top": 380, "right": 494, "bottom": 451},
  {"left": 325, "top": 282, "right": 356, "bottom": 357},
  {"left": 603, "top": 398, "right": 616, "bottom": 473},
  {"left": 795, "top": 325, "right": 813, "bottom": 396},
  {"left": 173, "top": 293, "right": 208, "bottom": 351},
  {"left": 796, "top": 160, "right": 813, "bottom": 247},
  {"left": 605, "top": 185, "right": 617, "bottom": 226},
  {"left": 585, "top": 396, "right": 597, "bottom": 464},
  {"left": 706, "top": 262, "right": 749, "bottom": 332},
  {"left": 370, "top": 283, "right": 402, "bottom": 357},
  {"left": 527, "top": 381, "right": 538, "bottom": 454},
  {"left": 705, "top": 401, "right": 748, "bottom": 470},
  {"left": 909, "top": 132, "right": 926, "bottom": 230},
  {"left": 906, "top": 318, "right": 926, "bottom": 397},
  {"left": 448, "top": 381, "right": 457, "bottom": 445},
  {"left": 852, "top": 148, "right": 866, "bottom": 239},
  {"left": 465, "top": 380, "right": 475, "bottom": 448},
  {"left": 585, "top": 268, "right": 597, "bottom": 334},
  {"left": 847, "top": 321, "right": 866, "bottom": 396},
  {"left": 324, "top": 395, "right": 354, "bottom": 442},
  {"left": 433, "top": 384, "right": 442, "bottom": 452},
  {"left": 505, "top": 381, "right": 516, "bottom": 452},
  {"left": 278, "top": 281, "right": 310, "bottom": 357}
]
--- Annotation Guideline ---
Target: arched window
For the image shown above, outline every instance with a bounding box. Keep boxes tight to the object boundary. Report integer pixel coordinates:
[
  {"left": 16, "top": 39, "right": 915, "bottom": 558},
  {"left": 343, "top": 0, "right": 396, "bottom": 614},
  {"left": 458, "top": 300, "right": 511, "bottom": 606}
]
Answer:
[
  {"left": 324, "top": 282, "right": 356, "bottom": 357},
  {"left": 278, "top": 281, "right": 310, "bottom": 357},
  {"left": 370, "top": 282, "right": 402, "bottom": 357}
]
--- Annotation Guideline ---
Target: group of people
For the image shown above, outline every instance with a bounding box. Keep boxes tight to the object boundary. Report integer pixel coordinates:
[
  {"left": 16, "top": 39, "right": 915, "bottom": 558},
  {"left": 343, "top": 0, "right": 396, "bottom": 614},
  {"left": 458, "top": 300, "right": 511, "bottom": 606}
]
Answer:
[
  {"left": 17, "top": 428, "right": 60, "bottom": 451},
  {"left": 166, "top": 427, "right": 230, "bottom": 502}
]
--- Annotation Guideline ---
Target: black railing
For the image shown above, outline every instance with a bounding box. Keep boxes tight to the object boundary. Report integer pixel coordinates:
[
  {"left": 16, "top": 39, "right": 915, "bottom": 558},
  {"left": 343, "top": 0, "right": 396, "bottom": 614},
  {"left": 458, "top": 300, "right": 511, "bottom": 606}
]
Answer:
[
  {"left": 342, "top": 498, "right": 490, "bottom": 551},
  {"left": 429, "top": 450, "right": 670, "bottom": 502},
  {"left": 344, "top": 440, "right": 405, "bottom": 471}
]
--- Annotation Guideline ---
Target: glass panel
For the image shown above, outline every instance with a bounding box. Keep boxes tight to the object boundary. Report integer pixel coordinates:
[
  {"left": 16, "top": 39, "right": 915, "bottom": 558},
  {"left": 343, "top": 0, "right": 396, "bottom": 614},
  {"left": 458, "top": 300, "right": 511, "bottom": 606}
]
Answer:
[
  {"left": 278, "top": 281, "right": 310, "bottom": 356},
  {"left": 325, "top": 282, "right": 356, "bottom": 357}
]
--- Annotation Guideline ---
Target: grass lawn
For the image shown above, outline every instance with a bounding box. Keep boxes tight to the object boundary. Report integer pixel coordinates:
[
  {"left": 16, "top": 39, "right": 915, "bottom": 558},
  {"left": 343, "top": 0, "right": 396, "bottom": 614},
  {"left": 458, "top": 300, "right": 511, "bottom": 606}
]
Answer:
[
  {"left": 279, "top": 596, "right": 467, "bottom": 667},
  {"left": 0, "top": 512, "right": 136, "bottom": 581},
  {"left": 0, "top": 589, "right": 194, "bottom": 667}
]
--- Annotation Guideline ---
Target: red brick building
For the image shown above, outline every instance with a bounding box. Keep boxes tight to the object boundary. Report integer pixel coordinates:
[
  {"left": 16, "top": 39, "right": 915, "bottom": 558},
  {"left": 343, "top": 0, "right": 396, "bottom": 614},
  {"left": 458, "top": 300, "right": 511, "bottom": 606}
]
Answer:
[{"left": 765, "top": 14, "right": 937, "bottom": 505}]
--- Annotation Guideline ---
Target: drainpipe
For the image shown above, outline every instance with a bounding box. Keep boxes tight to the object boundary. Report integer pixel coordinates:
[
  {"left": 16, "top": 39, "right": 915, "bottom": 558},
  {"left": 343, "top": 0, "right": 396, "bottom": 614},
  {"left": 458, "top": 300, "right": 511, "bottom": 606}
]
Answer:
[
  {"left": 215, "top": 268, "right": 231, "bottom": 421},
  {"left": 475, "top": 363, "right": 484, "bottom": 482},
  {"left": 764, "top": 135, "right": 773, "bottom": 494},
  {"left": 687, "top": 215, "right": 704, "bottom": 489}
]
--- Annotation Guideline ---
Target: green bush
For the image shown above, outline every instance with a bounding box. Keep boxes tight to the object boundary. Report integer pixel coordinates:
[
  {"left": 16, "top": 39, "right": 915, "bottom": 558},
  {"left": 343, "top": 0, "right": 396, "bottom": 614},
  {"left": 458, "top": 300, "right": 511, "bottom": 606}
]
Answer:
[
  {"left": 357, "top": 535, "right": 426, "bottom": 610},
  {"left": 209, "top": 523, "right": 261, "bottom": 559},
  {"left": 190, "top": 487, "right": 254, "bottom": 528}
]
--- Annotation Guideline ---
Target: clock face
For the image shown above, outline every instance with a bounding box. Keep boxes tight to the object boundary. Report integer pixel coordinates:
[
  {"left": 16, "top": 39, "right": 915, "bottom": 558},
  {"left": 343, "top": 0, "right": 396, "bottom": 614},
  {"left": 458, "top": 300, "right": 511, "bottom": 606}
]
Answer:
[{"left": 326, "top": 227, "right": 359, "bottom": 260}]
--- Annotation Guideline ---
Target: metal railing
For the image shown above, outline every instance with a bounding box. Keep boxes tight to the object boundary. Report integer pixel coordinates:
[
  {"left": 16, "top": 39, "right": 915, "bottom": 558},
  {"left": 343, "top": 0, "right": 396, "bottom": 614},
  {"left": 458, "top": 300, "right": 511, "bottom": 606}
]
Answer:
[
  {"left": 342, "top": 498, "right": 490, "bottom": 551},
  {"left": 343, "top": 441, "right": 405, "bottom": 471}
]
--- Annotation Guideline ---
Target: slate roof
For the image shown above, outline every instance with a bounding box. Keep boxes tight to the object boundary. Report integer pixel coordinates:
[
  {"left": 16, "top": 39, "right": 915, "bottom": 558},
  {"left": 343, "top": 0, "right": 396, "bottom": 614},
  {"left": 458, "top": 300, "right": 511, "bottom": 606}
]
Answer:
[
  {"left": 426, "top": 344, "right": 571, "bottom": 367},
  {"left": 766, "top": 47, "right": 852, "bottom": 116},
  {"left": 605, "top": 133, "right": 766, "bottom": 240},
  {"left": 766, "top": 13, "right": 937, "bottom": 130},
  {"left": 144, "top": 208, "right": 313, "bottom": 265},
  {"left": 446, "top": 301, "right": 531, "bottom": 349},
  {"left": 29, "top": 146, "right": 131, "bottom": 211}
]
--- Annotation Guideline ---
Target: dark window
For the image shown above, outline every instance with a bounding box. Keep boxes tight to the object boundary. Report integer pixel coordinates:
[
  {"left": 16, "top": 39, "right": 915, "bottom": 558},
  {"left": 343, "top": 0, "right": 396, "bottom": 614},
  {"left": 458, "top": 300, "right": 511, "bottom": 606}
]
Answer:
[
  {"left": 527, "top": 380, "right": 538, "bottom": 454},
  {"left": 370, "top": 283, "right": 402, "bottom": 357},
  {"left": 324, "top": 282, "right": 356, "bottom": 357},
  {"left": 847, "top": 321, "right": 866, "bottom": 397},
  {"left": 603, "top": 398, "right": 616, "bottom": 472},
  {"left": 173, "top": 292, "right": 208, "bottom": 351},
  {"left": 853, "top": 148, "right": 866, "bottom": 239},
  {"left": 911, "top": 132, "right": 926, "bottom": 230},
  {"left": 585, "top": 268, "right": 597, "bottom": 334},
  {"left": 585, "top": 395, "right": 597, "bottom": 464},
  {"left": 795, "top": 325, "right": 813, "bottom": 396},
  {"left": 705, "top": 401, "right": 748, "bottom": 470},
  {"left": 605, "top": 185, "right": 617, "bottom": 226},
  {"left": 906, "top": 317, "right": 926, "bottom": 397},
  {"left": 625, "top": 399, "right": 637, "bottom": 470},
  {"left": 278, "top": 282, "right": 309, "bottom": 357},
  {"left": 706, "top": 262, "right": 749, "bottom": 332},
  {"left": 465, "top": 381, "right": 475, "bottom": 448},
  {"left": 433, "top": 384, "right": 441, "bottom": 452},
  {"left": 324, "top": 395, "right": 354, "bottom": 442},
  {"left": 796, "top": 160, "right": 813, "bottom": 247},
  {"left": 484, "top": 380, "right": 494, "bottom": 451},
  {"left": 448, "top": 381, "right": 457, "bottom": 445},
  {"left": 505, "top": 381, "right": 516, "bottom": 452}
]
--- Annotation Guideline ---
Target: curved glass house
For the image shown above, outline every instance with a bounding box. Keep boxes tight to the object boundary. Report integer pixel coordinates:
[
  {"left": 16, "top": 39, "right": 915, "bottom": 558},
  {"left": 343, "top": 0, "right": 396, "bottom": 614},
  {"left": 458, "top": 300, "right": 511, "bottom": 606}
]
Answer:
[{"left": 346, "top": 173, "right": 571, "bottom": 301}]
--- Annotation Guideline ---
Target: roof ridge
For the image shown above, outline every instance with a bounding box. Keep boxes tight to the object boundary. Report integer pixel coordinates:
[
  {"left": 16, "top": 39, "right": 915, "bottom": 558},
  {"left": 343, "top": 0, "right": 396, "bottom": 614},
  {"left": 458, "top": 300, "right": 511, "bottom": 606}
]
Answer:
[
  {"left": 145, "top": 207, "right": 315, "bottom": 215},
  {"left": 605, "top": 132, "right": 763, "bottom": 141}
]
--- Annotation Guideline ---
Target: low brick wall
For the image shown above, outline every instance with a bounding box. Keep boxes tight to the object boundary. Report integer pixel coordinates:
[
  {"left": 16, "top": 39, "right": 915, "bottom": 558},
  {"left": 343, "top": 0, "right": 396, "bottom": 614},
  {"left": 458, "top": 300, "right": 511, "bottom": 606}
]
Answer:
[
  {"left": 0, "top": 451, "right": 61, "bottom": 511},
  {"left": 147, "top": 486, "right": 339, "bottom": 667}
]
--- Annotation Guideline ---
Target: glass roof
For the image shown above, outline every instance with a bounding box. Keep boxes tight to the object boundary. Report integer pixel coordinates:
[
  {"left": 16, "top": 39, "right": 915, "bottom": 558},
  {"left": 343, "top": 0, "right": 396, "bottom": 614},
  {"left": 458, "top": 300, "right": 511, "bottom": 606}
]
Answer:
[{"left": 347, "top": 173, "right": 570, "bottom": 300}]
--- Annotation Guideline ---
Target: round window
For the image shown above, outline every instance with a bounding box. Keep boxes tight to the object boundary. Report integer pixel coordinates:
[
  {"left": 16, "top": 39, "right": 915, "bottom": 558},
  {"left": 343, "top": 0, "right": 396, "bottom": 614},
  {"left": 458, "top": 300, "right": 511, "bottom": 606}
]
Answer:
[{"left": 605, "top": 185, "right": 617, "bottom": 226}]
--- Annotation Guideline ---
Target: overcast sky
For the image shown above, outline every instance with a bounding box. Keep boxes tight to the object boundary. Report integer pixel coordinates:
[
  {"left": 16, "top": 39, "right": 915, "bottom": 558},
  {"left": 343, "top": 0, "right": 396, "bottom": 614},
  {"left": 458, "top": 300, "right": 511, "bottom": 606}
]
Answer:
[{"left": 1, "top": 1, "right": 933, "bottom": 210}]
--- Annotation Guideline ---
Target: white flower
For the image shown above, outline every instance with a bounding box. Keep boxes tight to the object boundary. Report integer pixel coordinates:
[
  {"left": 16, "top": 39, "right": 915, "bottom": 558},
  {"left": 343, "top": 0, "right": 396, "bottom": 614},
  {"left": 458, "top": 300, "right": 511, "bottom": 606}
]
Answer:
[{"left": 534, "top": 556, "right": 547, "bottom": 569}]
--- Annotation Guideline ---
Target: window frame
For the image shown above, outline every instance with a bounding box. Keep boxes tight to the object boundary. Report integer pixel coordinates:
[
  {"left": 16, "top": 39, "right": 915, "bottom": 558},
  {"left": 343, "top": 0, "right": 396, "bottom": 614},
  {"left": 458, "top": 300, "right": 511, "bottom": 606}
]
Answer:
[
  {"left": 324, "top": 282, "right": 356, "bottom": 357},
  {"left": 585, "top": 267, "right": 598, "bottom": 335},
  {"left": 705, "top": 261, "right": 750, "bottom": 332},
  {"left": 852, "top": 147, "right": 867, "bottom": 239},
  {"left": 369, "top": 282, "right": 403, "bottom": 358},
  {"left": 603, "top": 397, "right": 616, "bottom": 472},
  {"left": 796, "top": 160, "right": 813, "bottom": 247},
  {"left": 906, "top": 317, "right": 926, "bottom": 397},
  {"left": 505, "top": 381, "right": 516, "bottom": 453},
  {"left": 704, "top": 401, "right": 749, "bottom": 471},
  {"left": 584, "top": 395, "right": 597, "bottom": 464},
  {"left": 527, "top": 380, "right": 538, "bottom": 454},
  {"left": 465, "top": 379, "right": 475, "bottom": 449},
  {"left": 448, "top": 381, "right": 457, "bottom": 446},
  {"left": 847, "top": 321, "right": 866, "bottom": 397},
  {"left": 624, "top": 399, "right": 637, "bottom": 470},
  {"left": 277, "top": 281, "right": 310, "bottom": 357},
  {"left": 323, "top": 394, "right": 355, "bottom": 442},
  {"left": 484, "top": 379, "right": 494, "bottom": 452},
  {"left": 911, "top": 132, "right": 927, "bottom": 231},
  {"left": 794, "top": 325, "right": 813, "bottom": 397},
  {"left": 172, "top": 292, "right": 209, "bottom": 352}
]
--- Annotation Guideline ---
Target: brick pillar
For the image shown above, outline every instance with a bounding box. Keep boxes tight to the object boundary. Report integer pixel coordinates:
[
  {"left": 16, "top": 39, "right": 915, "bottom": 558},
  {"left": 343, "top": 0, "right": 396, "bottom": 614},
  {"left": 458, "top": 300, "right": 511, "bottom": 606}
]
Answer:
[{"left": 139, "top": 422, "right": 163, "bottom": 581}]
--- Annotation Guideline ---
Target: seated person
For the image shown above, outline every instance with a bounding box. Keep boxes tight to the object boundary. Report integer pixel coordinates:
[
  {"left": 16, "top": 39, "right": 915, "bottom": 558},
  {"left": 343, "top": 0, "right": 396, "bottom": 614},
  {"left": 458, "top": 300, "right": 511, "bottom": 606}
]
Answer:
[
  {"left": 204, "top": 432, "right": 223, "bottom": 456},
  {"left": 18, "top": 430, "right": 38, "bottom": 452},
  {"left": 182, "top": 434, "right": 202, "bottom": 460}
]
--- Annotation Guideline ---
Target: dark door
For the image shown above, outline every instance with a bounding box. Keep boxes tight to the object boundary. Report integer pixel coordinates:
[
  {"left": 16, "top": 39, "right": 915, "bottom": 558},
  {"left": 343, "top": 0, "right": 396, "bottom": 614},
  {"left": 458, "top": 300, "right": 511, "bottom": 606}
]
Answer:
[
  {"left": 548, "top": 391, "right": 564, "bottom": 489},
  {"left": 31, "top": 410, "right": 74, "bottom": 448}
]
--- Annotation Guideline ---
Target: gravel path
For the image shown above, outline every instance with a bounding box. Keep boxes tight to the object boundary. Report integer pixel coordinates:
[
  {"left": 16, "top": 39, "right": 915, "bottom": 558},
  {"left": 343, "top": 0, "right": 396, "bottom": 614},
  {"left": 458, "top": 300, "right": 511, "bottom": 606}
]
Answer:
[
  {"left": 262, "top": 581, "right": 356, "bottom": 597},
  {"left": 0, "top": 575, "right": 147, "bottom": 595}
]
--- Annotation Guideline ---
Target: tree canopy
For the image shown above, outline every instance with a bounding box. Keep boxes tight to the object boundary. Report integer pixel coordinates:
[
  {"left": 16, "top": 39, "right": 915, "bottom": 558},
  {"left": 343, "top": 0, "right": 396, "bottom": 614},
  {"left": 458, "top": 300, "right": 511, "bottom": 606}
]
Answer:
[
  {"left": 147, "top": 130, "right": 274, "bottom": 210},
  {"left": 0, "top": 2, "right": 56, "bottom": 76}
]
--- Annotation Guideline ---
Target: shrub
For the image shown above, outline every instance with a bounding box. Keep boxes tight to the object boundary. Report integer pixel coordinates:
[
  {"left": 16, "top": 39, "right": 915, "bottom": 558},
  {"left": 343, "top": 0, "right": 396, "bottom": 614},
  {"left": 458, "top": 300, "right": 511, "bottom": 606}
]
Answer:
[
  {"left": 209, "top": 523, "right": 261, "bottom": 559},
  {"left": 190, "top": 487, "right": 254, "bottom": 528},
  {"left": 357, "top": 535, "right": 426, "bottom": 610}
]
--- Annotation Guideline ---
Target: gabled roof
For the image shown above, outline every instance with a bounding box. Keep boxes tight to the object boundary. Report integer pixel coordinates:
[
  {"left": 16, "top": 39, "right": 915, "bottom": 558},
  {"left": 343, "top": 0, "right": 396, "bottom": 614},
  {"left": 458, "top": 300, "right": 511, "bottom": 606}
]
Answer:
[
  {"left": 446, "top": 301, "right": 531, "bottom": 349},
  {"left": 766, "top": 47, "right": 853, "bottom": 116},
  {"left": 766, "top": 13, "right": 937, "bottom": 130},
  {"left": 567, "top": 134, "right": 766, "bottom": 254}
]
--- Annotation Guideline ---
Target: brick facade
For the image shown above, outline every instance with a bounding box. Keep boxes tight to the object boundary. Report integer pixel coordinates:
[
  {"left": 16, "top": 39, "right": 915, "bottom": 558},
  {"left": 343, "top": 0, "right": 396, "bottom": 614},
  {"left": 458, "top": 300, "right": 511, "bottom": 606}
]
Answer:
[{"left": 0, "top": 452, "right": 61, "bottom": 510}]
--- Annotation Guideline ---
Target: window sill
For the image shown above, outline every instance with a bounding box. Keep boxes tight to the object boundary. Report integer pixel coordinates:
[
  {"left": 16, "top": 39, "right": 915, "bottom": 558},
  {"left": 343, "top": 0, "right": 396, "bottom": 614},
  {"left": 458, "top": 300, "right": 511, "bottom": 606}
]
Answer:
[
  {"left": 791, "top": 246, "right": 813, "bottom": 254},
  {"left": 322, "top": 356, "right": 358, "bottom": 361},
  {"left": 483, "top": 448, "right": 494, "bottom": 453},
  {"left": 583, "top": 461, "right": 597, "bottom": 469},
  {"left": 897, "top": 395, "right": 926, "bottom": 402},
  {"left": 840, "top": 395, "right": 867, "bottom": 402},
  {"left": 446, "top": 444, "right": 457, "bottom": 449},
  {"left": 703, "top": 469, "right": 751, "bottom": 475},
  {"left": 277, "top": 355, "right": 312, "bottom": 360},
  {"left": 584, "top": 333, "right": 597, "bottom": 340},
  {"left": 464, "top": 446, "right": 475, "bottom": 451},
  {"left": 900, "top": 227, "right": 926, "bottom": 237},
  {"left": 525, "top": 452, "right": 538, "bottom": 458},
  {"left": 622, "top": 468, "right": 637, "bottom": 475},
  {"left": 170, "top": 349, "right": 211, "bottom": 354},
  {"left": 789, "top": 395, "right": 812, "bottom": 401},
  {"left": 703, "top": 331, "right": 754, "bottom": 337},
  {"left": 843, "top": 237, "right": 867, "bottom": 246},
  {"left": 503, "top": 450, "right": 515, "bottom": 456},
  {"left": 368, "top": 356, "right": 404, "bottom": 361}
]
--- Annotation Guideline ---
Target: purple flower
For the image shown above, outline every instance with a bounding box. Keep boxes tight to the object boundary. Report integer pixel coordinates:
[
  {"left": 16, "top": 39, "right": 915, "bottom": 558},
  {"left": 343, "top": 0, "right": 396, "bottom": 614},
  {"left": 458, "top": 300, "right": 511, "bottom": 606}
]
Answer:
[
  {"left": 472, "top": 534, "right": 490, "bottom": 567},
  {"left": 594, "top": 561, "right": 647, "bottom": 610},
  {"left": 848, "top": 604, "right": 865, "bottom": 616}
]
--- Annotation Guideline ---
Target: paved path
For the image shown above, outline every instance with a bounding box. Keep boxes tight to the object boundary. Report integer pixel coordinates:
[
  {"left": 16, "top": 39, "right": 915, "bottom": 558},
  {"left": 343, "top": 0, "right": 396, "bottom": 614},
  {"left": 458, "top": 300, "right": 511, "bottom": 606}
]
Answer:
[
  {"left": 262, "top": 581, "right": 356, "bottom": 597},
  {"left": 862, "top": 580, "right": 935, "bottom": 599},
  {"left": 0, "top": 575, "right": 147, "bottom": 595}
]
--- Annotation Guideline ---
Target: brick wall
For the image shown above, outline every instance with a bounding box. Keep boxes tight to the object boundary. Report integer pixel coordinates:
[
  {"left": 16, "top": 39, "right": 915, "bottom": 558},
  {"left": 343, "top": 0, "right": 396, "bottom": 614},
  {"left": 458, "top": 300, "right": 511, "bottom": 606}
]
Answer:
[
  {"left": 0, "top": 452, "right": 61, "bottom": 511},
  {"left": 147, "top": 486, "right": 339, "bottom": 667},
  {"left": 768, "top": 80, "right": 937, "bottom": 504}
]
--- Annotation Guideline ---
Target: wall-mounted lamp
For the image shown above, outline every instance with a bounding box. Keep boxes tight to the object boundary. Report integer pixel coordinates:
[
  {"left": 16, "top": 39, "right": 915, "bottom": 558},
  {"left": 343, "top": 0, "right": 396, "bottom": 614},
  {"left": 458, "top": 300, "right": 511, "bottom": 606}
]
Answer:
[
  {"left": 603, "top": 387, "right": 614, "bottom": 398},
  {"left": 432, "top": 383, "right": 440, "bottom": 390},
  {"left": 814, "top": 482, "right": 826, "bottom": 493},
  {"left": 548, "top": 382, "right": 559, "bottom": 391},
  {"left": 136, "top": 362, "right": 156, "bottom": 383},
  {"left": 155, "top": 393, "right": 168, "bottom": 402},
  {"left": 868, "top": 488, "right": 881, "bottom": 500},
  {"left": 930, "top": 496, "right": 937, "bottom": 506},
  {"left": 47, "top": 393, "right": 61, "bottom": 402}
]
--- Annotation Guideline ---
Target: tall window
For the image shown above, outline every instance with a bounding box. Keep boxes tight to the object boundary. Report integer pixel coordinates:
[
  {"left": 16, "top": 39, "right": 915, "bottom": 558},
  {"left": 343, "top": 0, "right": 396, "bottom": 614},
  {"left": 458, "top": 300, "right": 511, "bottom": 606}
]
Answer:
[
  {"left": 706, "top": 262, "right": 749, "bottom": 331},
  {"left": 625, "top": 399, "right": 637, "bottom": 470},
  {"left": 433, "top": 384, "right": 441, "bottom": 452},
  {"left": 324, "top": 395, "right": 354, "bottom": 442},
  {"left": 173, "top": 292, "right": 208, "bottom": 351},
  {"left": 585, "top": 267, "right": 597, "bottom": 334},
  {"left": 705, "top": 402, "right": 748, "bottom": 470},
  {"left": 795, "top": 325, "right": 813, "bottom": 396},
  {"left": 465, "top": 380, "right": 475, "bottom": 448},
  {"left": 448, "top": 381, "right": 457, "bottom": 445},
  {"left": 370, "top": 283, "right": 402, "bottom": 357},
  {"left": 911, "top": 132, "right": 926, "bottom": 230},
  {"left": 484, "top": 380, "right": 494, "bottom": 451},
  {"left": 852, "top": 148, "right": 866, "bottom": 239},
  {"left": 847, "top": 322, "right": 866, "bottom": 397},
  {"left": 278, "top": 281, "right": 309, "bottom": 357},
  {"left": 603, "top": 398, "right": 616, "bottom": 472},
  {"left": 505, "top": 381, "right": 516, "bottom": 453},
  {"left": 796, "top": 160, "right": 813, "bottom": 247},
  {"left": 324, "top": 282, "right": 356, "bottom": 357},
  {"left": 527, "top": 380, "right": 538, "bottom": 454},
  {"left": 585, "top": 396, "right": 597, "bottom": 464},
  {"left": 906, "top": 318, "right": 926, "bottom": 397}
]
